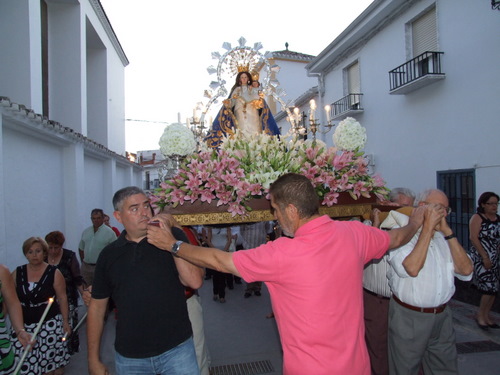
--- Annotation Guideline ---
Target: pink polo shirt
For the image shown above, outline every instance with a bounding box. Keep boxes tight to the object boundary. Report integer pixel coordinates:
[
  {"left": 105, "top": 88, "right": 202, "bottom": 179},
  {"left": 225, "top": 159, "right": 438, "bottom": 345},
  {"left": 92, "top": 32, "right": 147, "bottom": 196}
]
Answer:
[{"left": 233, "top": 215, "right": 390, "bottom": 375}]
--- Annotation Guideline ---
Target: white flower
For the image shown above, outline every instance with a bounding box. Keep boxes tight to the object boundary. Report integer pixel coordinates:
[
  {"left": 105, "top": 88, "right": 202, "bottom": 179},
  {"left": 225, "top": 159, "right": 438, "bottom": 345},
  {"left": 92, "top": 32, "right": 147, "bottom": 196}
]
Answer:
[
  {"left": 333, "top": 117, "right": 367, "bottom": 151},
  {"left": 159, "top": 123, "right": 197, "bottom": 157}
]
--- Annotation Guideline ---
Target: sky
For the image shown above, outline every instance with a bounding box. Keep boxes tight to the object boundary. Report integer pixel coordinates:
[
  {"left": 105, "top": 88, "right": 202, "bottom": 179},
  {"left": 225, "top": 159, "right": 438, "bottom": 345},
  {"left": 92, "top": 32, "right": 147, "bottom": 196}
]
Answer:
[{"left": 99, "top": 0, "right": 374, "bottom": 153}]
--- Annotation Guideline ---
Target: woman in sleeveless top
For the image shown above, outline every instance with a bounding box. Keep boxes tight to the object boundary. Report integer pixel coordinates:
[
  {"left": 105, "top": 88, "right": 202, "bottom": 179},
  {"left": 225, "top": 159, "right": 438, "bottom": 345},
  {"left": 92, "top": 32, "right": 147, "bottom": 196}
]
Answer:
[
  {"left": 12, "top": 237, "right": 71, "bottom": 375},
  {"left": 469, "top": 192, "right": 500, "bottom": 328}
]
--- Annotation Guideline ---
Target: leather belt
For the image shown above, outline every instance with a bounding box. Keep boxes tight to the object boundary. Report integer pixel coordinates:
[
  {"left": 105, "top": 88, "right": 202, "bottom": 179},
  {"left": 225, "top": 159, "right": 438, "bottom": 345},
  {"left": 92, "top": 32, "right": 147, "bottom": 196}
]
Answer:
[
  {"left": 363, "top": 288, "right": 390, "bottom": 300},
  {"left": 393, "top": 295, "right": 446, "bottom": 314},
  {"left": 84, "top": 261, "right": 96, "bottom": 266}
]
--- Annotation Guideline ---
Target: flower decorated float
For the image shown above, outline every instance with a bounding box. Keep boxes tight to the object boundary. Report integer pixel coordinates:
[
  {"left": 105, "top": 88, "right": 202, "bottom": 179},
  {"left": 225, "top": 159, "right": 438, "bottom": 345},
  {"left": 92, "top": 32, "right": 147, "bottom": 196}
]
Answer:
[
  {"left": 149, "top": 38, "right": 389, "bottom": 225},
  {"left": 150, "top": 117, "right": 389, "bottom": 225}
]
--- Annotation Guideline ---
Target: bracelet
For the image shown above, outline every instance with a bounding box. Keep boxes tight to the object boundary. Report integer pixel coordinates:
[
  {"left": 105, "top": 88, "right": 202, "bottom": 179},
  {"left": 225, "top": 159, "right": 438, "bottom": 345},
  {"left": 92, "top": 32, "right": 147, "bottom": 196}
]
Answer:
[
  {"left": 444, "top": 233, "right": 456, "bottom": 241},
  {"left": 16, "top": 328, "right": 26, "bottom": 336}
]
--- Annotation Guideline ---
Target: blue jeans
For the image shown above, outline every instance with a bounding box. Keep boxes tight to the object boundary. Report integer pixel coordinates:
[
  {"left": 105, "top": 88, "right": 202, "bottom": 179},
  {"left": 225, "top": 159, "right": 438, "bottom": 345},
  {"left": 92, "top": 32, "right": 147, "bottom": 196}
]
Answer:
[{"left": 115, "top": 337, "right": 199, "bottom": 375}]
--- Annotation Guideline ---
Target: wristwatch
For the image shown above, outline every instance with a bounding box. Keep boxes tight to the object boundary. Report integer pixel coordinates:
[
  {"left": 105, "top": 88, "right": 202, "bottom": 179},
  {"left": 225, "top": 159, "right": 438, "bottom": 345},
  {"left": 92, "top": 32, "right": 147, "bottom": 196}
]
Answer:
[
  {"left": 171, "top": 240, "right": 184, "bottom": 257},
  {"left": 444, "top": 233, "right": 456, "bottom": 241}
]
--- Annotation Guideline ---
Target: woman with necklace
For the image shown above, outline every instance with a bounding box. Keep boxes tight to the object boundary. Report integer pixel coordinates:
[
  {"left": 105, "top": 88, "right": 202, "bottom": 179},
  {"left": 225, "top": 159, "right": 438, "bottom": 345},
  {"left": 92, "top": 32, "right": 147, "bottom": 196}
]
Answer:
[
  {"left": 12, "top": 237, "right": 70, "bottom": 375},
  {"left": 469, "top": 192, "right": 500, "bottom": 329},
  {"left": 45, "top": 231, "right": 85, "bottom": 356}
]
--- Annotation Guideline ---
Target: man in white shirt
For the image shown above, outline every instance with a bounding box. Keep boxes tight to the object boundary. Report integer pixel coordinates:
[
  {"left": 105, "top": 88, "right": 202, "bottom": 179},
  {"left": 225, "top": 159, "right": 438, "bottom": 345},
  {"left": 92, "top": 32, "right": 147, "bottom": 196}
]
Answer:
[{"left": 387, "top": 189, "right": 473, "bottom": 375}]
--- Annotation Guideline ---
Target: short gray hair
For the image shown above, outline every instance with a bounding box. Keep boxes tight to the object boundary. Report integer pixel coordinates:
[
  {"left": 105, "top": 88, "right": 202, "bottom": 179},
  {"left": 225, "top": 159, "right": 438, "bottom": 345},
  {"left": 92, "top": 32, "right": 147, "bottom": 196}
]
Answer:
[
  {"left": 414, "top": 189, "right": 445, "bottom": 206},
  {"left": 113, "top": 186, "right": 146, "bottom": 211},
  {"left": 389, "top": 187, "right": 415, "bottom": 203}
]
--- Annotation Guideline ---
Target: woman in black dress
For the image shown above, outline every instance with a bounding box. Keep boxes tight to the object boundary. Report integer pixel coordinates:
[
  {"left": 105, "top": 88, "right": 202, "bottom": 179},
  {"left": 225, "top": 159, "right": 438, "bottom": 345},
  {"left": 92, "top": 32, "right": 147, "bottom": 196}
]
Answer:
[
  {"left": 12, "top": 237, "right": 70, "bottom": 374},
  {"left": 469, "top": 192, "right": 500, "bottom": 329},
  {"left": 45, "top": 231, "right": 85, "bottom": 355}
]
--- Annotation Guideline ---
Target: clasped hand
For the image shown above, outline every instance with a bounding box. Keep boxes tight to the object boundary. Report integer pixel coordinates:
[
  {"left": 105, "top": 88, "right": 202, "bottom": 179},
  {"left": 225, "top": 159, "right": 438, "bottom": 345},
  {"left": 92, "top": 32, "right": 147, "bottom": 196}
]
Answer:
[{"left": 421, "top": 203, "right": 449, "bottom": 233}]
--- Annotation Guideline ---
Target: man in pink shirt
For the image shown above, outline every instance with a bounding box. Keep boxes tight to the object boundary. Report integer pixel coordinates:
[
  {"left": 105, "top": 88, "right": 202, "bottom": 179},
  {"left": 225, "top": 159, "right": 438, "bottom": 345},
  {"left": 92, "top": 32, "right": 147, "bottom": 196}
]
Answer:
[{"left": 148, "top": 173, "right": 436, "bottom": 375}]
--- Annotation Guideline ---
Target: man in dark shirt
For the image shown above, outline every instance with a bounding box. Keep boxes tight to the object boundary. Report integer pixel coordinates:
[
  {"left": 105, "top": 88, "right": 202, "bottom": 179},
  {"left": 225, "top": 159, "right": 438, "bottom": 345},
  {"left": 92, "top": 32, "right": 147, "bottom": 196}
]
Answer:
[{"left": 87, "top": 186, "right": 203, "bottom": 375}]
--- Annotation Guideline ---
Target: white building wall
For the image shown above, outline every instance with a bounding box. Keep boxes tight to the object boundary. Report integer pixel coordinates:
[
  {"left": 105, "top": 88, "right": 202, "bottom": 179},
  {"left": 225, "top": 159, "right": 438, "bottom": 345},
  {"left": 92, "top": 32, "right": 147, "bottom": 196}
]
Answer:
[
  {"left": 315, "top": 0, "right": 500, "bottom": 196},
  {"left": 2, "top": 125, "right": 67, "bottom": 268},
  {"left": 106, "top": 53, "right": 126, "bottom": 154},
  {"left": 273, "top": 59, "right": 316, "bottom": 107},
  {"left": 0, "top": 0, "right": 140, "bottom": 270},
  {"left": 48, "top": 2, "right": 84, "bottom": 132},
  {"left": 0, "top": 0, "right": 43, "bottom": 111},
  {"left": 82, "top": 0, "right": 127, "bottom": 154}
]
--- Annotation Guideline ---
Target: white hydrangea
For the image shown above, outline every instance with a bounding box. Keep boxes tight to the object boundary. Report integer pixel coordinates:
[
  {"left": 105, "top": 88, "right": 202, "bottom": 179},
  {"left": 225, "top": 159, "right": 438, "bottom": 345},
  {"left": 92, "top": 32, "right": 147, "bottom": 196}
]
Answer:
[
  {"left": 159, "top": 123, "right": 197, "bottom": 157},
  {"left": 332, "top": 117, "right": 367, "bottom": 151}
]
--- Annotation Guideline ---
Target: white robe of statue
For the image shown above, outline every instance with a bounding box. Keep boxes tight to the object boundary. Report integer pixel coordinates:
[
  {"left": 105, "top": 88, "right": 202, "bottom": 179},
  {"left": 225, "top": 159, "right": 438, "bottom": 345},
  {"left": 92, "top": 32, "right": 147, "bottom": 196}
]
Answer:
[{"left": 230, "top": 85, "right": 263, "bottom": 137}]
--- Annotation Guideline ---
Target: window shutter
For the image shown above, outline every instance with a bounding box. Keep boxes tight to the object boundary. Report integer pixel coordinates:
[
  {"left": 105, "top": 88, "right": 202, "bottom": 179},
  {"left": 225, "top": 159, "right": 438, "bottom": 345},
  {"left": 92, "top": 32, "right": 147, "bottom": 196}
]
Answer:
[
  {"left": 347, "top": 62, "right": 360, "bottom": 93},
  {"left": 412, "top": 7, "right": 437, "bottom": 57}
]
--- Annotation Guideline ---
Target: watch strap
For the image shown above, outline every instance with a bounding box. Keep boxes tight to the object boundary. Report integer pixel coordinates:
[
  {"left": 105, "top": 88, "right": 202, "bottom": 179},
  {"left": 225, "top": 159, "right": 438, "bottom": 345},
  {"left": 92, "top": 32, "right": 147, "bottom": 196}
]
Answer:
[
  {"left": 444, "top": 233, "right": 456, "bottom": 241},
  {"left": 171, "top": 240, "right": 184, "bottom": 257}
]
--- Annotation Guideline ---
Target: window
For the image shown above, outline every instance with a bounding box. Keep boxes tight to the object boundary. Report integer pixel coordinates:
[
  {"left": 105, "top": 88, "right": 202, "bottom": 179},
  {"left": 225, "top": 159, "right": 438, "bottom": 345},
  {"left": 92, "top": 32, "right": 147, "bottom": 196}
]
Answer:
[
  {"left": 412, "top": 7, "right": 437, "bottom": 75},
  {"left": 346, "top": 61, "right": 360, "bottom": 109},
  {"left": 412, "top": 7, "right": 437, "bottom": 57},
  {"left": 437, "top": 169, "right": 475, "bottom": 249}
]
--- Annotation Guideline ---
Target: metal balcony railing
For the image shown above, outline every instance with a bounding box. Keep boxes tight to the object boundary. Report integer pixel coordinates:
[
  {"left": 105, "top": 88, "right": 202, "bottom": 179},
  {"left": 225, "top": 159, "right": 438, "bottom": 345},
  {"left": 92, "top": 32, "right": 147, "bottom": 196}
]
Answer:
[
  {"left": 389, "top": 51, "right": 444, "bottom": 92},
  {"left": 331, "top": 93, "right": 363, "bottom": 118}
]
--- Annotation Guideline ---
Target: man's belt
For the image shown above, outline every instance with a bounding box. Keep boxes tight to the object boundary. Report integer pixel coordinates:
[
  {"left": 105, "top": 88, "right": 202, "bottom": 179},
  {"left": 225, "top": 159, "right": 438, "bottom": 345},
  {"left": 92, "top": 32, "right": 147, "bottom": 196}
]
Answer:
[
  {"left": 393, "top": 294, "right": 446, "bottom": 314},
  {"left": 84, "top": 261, "right": 96, "bottom": 266}
]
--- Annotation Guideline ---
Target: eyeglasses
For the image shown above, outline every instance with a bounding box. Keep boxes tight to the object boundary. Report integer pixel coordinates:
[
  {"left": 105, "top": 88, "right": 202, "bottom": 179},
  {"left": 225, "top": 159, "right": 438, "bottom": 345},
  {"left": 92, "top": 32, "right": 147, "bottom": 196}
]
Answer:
[{"left": 485, "top": 202, "right": 499, "bottom": 206}]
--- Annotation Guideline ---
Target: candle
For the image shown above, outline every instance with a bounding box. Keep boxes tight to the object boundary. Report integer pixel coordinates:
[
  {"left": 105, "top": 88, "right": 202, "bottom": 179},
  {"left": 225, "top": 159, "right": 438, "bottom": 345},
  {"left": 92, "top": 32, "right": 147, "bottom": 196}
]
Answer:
[
  {"left": 293, "top": 107, "right": 300, "bottom": 126},
  {"left": 325, "top": 105, "right": 331, "bottom": 123},
  {"left": 186, "top": 118, "right": 190, "bottom": 128},
  {"left": 72, "top": 312, "right": 88, "bottom": 333},
  {"left": 177, "top": 112, "right": 181, "bottom": 123},
  {"left": 309, "top": 100, "right": 316, "bottom": 121},
  {"left": 14, "top": 297, "right": 55, "bottom": 374}
]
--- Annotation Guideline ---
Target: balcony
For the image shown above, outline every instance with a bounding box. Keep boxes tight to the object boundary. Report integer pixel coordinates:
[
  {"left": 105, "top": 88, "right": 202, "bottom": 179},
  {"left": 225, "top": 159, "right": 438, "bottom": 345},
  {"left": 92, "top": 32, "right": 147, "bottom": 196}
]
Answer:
[
  {"left": 389, "top": 51, "right": 445, "bottom": 95},
  {"left": 331, "top": 93, "right": 364, "bottom": 120}
]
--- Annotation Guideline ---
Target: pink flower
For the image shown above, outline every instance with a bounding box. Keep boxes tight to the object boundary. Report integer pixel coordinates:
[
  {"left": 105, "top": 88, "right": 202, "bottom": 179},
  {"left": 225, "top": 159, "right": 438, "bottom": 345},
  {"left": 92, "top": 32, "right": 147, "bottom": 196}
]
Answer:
[
  {"left": 170, "top": 189, "right": 186, "bottom": 204},
  {"left": 216, "top": 191, "right": 233, "bottom": 205},
  {"left": 228, "top": 202, "right": 247, "bottom": 216},
  {"left": 185, "top": 174, "right": 202, "bottom": 190},
  {"left": 200, "top": 190, "right": 215, "bottom": 203},
  {"left": 248, "top": 183, "right": 263, "bottom": 196},
  {"left": 323, "top": 192, "right": 340, "bottom": 206},
  {"left": 305, "top": 147, "right": 319, "bottom": 160},
  {"left": 372, "top": 174, "right": 386, "bottom": 187}
]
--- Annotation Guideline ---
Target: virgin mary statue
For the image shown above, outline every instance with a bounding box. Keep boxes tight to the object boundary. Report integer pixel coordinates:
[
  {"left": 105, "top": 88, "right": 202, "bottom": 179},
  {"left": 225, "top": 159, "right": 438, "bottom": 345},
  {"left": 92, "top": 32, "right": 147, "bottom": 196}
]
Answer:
[{"left": 204, "top": 70, "right": 280, "bottom": 148}]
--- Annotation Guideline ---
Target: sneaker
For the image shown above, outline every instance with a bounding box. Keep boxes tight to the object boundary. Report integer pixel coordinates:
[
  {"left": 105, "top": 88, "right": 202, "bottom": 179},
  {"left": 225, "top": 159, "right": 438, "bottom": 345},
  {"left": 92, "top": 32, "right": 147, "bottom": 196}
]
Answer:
[
  {"left": 254, "top": 291, "right": 262, "bottom": 296},
  {"left": 213, "top": 295, "right": 219, "bottom": 301},
  {"left": 220, "top": 298, "right": 226, "bottom": 303},
  {"left": 244, "top": 292, "right": 252, "bottom": 298}
]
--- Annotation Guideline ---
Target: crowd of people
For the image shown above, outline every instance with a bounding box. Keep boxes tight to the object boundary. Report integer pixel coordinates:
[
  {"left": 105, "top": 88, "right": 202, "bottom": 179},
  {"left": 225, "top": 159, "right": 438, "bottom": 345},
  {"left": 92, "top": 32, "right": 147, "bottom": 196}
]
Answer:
[
  {"left": 0, "top": 209, "right": 119, "bottom": 374},
  {"left": 0, "top": 178, "right": 498, "bottom": 375}
]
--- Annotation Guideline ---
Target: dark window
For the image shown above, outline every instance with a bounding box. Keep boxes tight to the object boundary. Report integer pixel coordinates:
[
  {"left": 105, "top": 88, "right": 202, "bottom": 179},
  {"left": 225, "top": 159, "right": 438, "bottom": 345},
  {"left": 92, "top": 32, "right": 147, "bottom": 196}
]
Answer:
[{"left": 437, "top": 169, "right": 475, "bottom": 249}]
